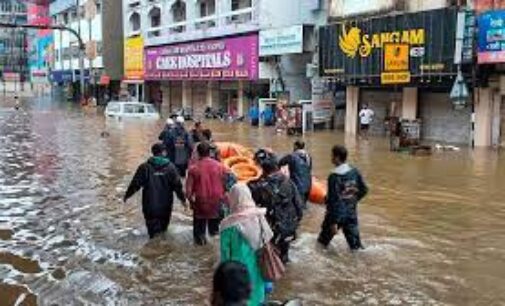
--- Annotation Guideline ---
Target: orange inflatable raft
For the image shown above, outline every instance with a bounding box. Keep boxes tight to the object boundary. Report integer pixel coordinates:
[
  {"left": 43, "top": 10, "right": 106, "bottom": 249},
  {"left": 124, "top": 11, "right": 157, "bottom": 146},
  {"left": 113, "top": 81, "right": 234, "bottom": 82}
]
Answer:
[
  {"left": 309, "top": 177, "right": 326, "bottom": 205},
  {"left": 231, "top": 163, "right": 262, "bottom": 182},
  {"left": 223, "top": 156, "right": 254, "bottom": 169}
]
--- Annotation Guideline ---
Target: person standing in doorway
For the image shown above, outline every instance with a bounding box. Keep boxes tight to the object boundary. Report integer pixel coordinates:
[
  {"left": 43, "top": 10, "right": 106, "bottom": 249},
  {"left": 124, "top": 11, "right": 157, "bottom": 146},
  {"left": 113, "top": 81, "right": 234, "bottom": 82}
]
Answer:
[
  {"left": 359, "top": 104, "right": 375, "bottom": 139},
  {"left": 279, "top": 140, "right": 312, "bottom": 208},
  {"left": 186, "top": 142, "right": 229, "bottom": 245},
  {"left": 173, "top": 116, "right": 193, "bottom": 177},
  {"left": 123, "top": 143, "right": 187, "bottom": 239},
  {"left": 317, "top": 145, "right": 368, "bottom": 251}
]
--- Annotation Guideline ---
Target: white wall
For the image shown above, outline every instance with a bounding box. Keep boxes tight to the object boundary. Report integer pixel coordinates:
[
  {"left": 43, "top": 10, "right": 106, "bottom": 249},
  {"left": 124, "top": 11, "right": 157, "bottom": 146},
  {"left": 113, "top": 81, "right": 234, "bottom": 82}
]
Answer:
[
  {"left": 408, "top": 0, "right": 448, "bottom": 12},
  {"left": 259, "top": 0, "right": 327, "bottom": 28}
]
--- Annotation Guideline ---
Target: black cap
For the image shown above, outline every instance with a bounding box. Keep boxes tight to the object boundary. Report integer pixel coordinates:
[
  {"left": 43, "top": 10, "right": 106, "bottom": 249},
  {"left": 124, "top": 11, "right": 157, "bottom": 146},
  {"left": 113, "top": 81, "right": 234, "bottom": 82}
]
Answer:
[{"left": 151, "top": 143, "right": 166, "bottom": 156}]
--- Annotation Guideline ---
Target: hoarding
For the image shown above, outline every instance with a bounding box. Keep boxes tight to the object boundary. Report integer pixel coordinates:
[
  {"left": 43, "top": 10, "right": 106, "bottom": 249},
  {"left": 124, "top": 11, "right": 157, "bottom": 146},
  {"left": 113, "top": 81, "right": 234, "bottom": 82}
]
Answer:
[
  {"left": 319, "top": 8, "right": 458, "bottom": 85},
  {"left": 478, "top": 10, "right": 505, "bottom": 63},
  {"left": 145, "top": 34, "right": 259, "bottom": 81},
  {"left": 329, "top": 0, "right": 394, "bottom": 17},
  {"left": 124, "top": 36, "right": 144, "bottom": 80},
  {"left": 475, "top": 0, "right": 505, "bottom": 12}
]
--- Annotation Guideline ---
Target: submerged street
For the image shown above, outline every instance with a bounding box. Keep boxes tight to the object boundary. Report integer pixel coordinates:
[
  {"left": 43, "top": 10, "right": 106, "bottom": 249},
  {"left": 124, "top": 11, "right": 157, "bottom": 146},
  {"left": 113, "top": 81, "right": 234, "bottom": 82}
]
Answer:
[{"left": 1, "top": 98, "right": 505, "bottom": 305}]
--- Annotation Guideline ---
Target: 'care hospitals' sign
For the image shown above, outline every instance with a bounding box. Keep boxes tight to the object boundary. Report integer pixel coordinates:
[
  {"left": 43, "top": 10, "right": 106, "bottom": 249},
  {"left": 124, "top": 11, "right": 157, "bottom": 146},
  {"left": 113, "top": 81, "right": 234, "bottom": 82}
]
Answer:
[
  {"left": 124, "top": 36, "right": 144, "bottom": 80},
  {"left": 145, "top": 34, "right": 258, "bottom": 81},
  {"left": 478, "top": 10, "right": 505, "bottom": 63},
  {"left": 319, "top": 8, "right": 458, "bottom": 85},
  {"left": 259, "top": 25, "right": 303, "bottom": 56}
]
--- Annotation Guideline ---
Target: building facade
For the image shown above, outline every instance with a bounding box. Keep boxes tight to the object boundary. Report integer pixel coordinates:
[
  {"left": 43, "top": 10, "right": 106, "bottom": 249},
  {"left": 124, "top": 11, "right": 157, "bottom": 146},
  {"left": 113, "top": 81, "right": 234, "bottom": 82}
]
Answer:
[
  {"left": 49, "top": 0, "right": 123, "bottom": 101},
  {"left": 321, "top": 0, "right": 482, "bottom": 145},
  {"left": 124, "top": 0, "right": 327, "bottom": 118},
  {"left": 0, "top": 0, "right": 28, "bottom": 90}
]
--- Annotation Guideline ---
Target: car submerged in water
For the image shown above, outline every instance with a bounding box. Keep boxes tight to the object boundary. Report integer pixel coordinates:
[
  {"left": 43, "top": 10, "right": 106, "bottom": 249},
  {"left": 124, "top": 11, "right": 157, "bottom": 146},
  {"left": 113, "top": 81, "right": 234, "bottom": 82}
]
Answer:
[{"left": 104, "top": 101, "right": 160, "bottom": 120}]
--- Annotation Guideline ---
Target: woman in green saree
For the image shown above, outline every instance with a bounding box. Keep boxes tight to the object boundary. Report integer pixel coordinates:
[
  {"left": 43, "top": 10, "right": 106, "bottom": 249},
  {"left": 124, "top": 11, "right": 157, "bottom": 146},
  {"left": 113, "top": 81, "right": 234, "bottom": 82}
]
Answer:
[{"left": 220, "top": 183, "right": 274, "bottom": 306}]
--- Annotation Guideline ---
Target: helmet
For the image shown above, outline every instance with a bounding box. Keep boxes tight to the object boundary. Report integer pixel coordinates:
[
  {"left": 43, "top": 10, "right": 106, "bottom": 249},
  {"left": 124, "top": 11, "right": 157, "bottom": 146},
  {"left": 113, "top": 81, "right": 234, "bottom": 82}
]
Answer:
[
  {"left": 166, "top": 118, "right": 175, "bottom": 125},
  {"left": 176, "top": 116, "right": 185, "bottom": 124}
]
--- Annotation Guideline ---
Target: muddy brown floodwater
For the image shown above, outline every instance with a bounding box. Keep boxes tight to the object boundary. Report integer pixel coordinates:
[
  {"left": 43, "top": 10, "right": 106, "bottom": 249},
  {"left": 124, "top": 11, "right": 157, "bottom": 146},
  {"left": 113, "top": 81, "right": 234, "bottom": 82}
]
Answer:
[{"left": 0, "top": 97, "right": 504, "bottom": 305}]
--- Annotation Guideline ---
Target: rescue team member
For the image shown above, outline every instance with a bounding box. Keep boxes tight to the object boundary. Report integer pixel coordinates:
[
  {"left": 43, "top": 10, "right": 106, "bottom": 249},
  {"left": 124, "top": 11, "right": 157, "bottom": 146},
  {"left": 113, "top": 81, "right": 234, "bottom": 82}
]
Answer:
[
  {"left": 186, "top": 142, "right": 229, "bottom": 245},
  {"left": 173, "top": 116, "right": 193, "bottom": 177},
  {"left": 248, "top": 149, "right": 303, "bottom": 263},
  {"left": 123, "top": 143, "right": 187, "bottom": 239},
  {"left": 279, "top": 140, "right": 312, "bottom": 208},
  {"left": 318, "top": 145, "right": 368, "bottom": 251}
]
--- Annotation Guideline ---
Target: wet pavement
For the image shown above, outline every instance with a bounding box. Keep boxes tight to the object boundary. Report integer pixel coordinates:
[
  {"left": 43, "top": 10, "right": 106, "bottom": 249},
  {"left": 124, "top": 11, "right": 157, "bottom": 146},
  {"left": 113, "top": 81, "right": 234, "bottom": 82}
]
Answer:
[{"left": 0, "top": 97, "right": 504, "bottom": 305}]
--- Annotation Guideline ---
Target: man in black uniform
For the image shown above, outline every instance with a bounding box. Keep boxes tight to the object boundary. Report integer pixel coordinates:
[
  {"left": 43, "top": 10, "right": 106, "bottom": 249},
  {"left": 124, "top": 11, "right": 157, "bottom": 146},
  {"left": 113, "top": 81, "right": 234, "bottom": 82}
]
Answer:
[{"left": 124, "top": 143, "right": 187, "bottom": 239}]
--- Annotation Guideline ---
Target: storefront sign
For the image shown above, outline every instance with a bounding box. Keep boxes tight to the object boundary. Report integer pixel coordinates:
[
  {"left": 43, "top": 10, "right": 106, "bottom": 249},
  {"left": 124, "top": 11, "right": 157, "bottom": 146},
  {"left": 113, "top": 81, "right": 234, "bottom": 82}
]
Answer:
[
  {"left": 320, "top": 8, "right": 458, "bottom": 84},
  {"left": 384, "top": 43, "right": 409, "bottom": 71},
  {"left": 3, "top": 72, "right": 21, "bottom": 82},
  {"left": 145, "top": 34, "right": 259, "bottom": 81},
  {"left": 381, "top": 72, "right": 411, "bottom": 84},
  {"left": 478, "top": 10, "right": 505, "bottom": 63},
  {"left": 31, "top": 69, "right": 49, "bottom": 84},
  {"left": 124, "top": 36, "right": 144, "bottom": 80},
  {"left": 259, "top": 25, "right": 303, "bottom": 56}
]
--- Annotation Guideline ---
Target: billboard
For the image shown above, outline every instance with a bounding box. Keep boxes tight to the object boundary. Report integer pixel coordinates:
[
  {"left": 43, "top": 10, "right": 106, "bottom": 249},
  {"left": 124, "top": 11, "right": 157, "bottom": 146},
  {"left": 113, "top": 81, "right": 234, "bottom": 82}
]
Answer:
[
  {"left": 319, "top": 8, "right": 458, "bottom": 85},
  {"left": 124, "top": 36, "right": 144, "bottom": 80},
  {"left": 475, "top": 0, "right": 505, "bottom": 12},
  {"left": 478, "top": 10, "right": 505, "bottom": 63},
  {"left": 145, "top": 34, "right": 259, "bottom": 81},
  {"left": 28, "top": 3, "right": 53, "bottom": 83}
]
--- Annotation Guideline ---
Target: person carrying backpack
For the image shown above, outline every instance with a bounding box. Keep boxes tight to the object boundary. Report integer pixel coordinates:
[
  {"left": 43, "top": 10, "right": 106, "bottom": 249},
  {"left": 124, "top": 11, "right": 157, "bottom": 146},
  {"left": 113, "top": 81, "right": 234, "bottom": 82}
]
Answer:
[
  {"left": 248, "top": 150, "right": 303, "bottom": 263},
  {"left": 279, "top": 140, "right": 312, "bottom": 208},
  {"left": 172, "top": 116, "right": 193, "bottom": 177}
]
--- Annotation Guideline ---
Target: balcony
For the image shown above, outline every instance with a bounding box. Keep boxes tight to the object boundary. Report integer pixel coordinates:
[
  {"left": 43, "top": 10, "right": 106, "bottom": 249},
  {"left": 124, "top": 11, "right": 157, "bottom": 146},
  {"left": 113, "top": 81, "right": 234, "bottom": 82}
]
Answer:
[{"left": 144, "top": 5, "right": 258, "bottom": 47}]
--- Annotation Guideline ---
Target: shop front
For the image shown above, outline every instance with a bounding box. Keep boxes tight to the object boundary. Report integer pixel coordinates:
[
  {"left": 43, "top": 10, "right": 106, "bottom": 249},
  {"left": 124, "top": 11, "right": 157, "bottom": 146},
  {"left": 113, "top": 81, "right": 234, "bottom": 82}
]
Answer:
[
  {"left": 144, "top": 33, "right": 260, "bottom": 119},
  {"left": 319, "top": 7, "right": 472, "bottom": 144}
]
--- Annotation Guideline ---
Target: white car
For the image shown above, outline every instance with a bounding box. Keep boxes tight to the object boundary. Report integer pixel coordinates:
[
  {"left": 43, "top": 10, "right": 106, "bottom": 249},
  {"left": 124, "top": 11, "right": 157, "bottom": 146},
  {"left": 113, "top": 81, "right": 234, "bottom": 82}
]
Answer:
[{"left": 105, "top": 101, "right": 160, "bottom": 120}]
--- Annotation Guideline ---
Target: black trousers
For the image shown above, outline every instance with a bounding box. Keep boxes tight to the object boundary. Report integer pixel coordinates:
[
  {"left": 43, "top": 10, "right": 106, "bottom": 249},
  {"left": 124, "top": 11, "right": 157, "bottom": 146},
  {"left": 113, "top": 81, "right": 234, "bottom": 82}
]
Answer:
[
  {"left": 317, "top": 212, "right": 363, "bottom": 250},
  {"left": 193, "top": 217, "right": 221, "bottom": 245},
  {"left": 145, "top": 218, "right": 171, "bottom": 239},
  {"left": 251, "top": 118, "right": 259, "bottom": 127},
  {"left": 175, "top": 163, "right": 188, "bottom": 178}
]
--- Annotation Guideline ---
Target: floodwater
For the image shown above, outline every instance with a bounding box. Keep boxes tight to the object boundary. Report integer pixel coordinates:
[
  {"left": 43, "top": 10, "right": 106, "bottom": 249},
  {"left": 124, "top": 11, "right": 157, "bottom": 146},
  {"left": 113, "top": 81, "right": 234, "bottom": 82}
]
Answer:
[{"left": 0, "top": 97, "right": 504, "bottom": 306}]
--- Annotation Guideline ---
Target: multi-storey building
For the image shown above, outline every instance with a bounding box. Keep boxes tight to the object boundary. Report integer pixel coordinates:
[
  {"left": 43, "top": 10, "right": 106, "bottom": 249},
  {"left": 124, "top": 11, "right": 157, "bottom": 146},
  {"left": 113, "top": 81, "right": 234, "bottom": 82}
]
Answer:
[
  {"left": 123, "top": 0, "right": 328, "bottom": 118},
  {"left": 0, "top": 0, "right": 28, "bottom": 85},
  {"left": 49, "top": 0, "right": 123, "bottom": 101}
]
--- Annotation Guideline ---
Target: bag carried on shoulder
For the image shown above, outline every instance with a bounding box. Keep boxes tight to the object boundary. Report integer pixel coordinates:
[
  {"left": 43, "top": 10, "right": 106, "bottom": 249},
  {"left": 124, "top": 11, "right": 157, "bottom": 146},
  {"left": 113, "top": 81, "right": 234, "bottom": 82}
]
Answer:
[{"left": 257, "top": 218, "right": 285, "bottom": 281}]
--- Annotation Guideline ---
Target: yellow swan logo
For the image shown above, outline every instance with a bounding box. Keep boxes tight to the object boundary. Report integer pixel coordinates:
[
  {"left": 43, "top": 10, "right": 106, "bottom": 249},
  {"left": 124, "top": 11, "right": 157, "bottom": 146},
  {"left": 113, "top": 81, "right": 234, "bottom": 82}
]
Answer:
[{"left": 339, "top": 23, "right": 361, "bottom": 58}]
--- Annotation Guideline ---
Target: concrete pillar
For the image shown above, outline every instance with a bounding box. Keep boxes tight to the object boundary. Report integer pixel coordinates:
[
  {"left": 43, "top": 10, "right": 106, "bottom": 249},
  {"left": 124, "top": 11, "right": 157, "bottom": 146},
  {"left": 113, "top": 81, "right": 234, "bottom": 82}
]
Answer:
[
  {"left": 402, "top": 87, "right": 418, "bottom": 120},
  {"left": 206, "top": 81, "right": 213, "bottom": 108},
  {"left": 474, "top": 88, "right": 493, "bottom": 147},
  {"left": 345, "top": 86, "right": 359, "bottom": 135},
  {"left": 237, "top": 80, "right": 245, "bottom": 117},
  {"left": 182, "top": 81, "right": 191, "bottom": 109}
]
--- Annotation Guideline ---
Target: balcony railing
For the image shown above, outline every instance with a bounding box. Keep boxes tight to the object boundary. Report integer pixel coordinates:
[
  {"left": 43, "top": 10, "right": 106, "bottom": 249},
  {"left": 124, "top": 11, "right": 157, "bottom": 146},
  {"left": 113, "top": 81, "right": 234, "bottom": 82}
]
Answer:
[{"left": 144, "top": 6, "right": 257, "bottom": 43}]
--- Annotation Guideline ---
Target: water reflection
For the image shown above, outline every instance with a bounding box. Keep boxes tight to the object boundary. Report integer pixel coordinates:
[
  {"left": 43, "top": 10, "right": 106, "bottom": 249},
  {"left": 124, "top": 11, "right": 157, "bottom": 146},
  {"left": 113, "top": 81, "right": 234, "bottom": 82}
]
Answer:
[{"left": 0, "top": 98, "right": 504, "bottom": 304}]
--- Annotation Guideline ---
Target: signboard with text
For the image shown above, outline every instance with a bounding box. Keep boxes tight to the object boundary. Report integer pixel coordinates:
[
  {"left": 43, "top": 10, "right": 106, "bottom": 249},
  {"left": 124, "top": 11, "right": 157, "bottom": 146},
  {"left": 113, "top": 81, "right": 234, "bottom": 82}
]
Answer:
[
  {"left": 259, "top": 25, "right": 304, "bottom": 56},
  {"left": 475, "top": 0, "right": 505, "bottom": 12},
  {"left": 124, "top": 36, "right": 144, "bottom": 80},
  {"left": 478, "top": 10, "right": 505, "bottom": 63},
  {"left": 320, "top": 8, "right": 458, "bottom": 85},
  {"left": 145, "top": 34, "right": 259, "bottom": 81}
]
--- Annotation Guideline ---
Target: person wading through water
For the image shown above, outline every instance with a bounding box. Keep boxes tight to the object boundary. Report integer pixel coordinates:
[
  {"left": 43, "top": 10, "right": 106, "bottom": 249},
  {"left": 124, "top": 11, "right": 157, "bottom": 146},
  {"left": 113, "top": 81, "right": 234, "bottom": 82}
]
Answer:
[
  {"left": 123, "top": 143, "right": 187, "bottom": 239},
  {"left": 186, "top": 142, "right": 229, "bottom": 245},
  {"left": 248, "top": 149, "right": 303, "bottom": 264},
  {"left": 173, "top": 116, "right": 193, "bottom": 178},
  {"left": 158, "top": 118, "right": 176, "bottom": 160},
  {"left": 317, "top": 145, "right": 368, "bottom": 251},
  {"left": 220, "top": 183, "right": 273, "bottom": 306},
  {"left": 279, "top": 140, "right": 312, "bottom": 208}
]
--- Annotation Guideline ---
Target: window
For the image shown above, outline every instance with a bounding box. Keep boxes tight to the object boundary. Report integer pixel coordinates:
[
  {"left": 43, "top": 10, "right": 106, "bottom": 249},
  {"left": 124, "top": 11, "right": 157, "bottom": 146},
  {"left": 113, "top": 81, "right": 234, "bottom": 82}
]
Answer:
[
  {"left": 123, "top": 104, "right": 135, "bottom": 113},
  {"left": 232, "top": 0, "right": 252, "bottom": 10},
  {"left": 149, "top": 7, "right": 161, "bottom": 27},
  {"left": 129, "top": 12, "right": 141, "bottom": 32},
  {"left": 107, "top": 103, "right": 121, "bottom": 113},
  {"left": 146, "top": 105, "right": 157, "bottom": 113},
  {"left": 171, "top": 1, "right": 187, "bottom": 33},
  {"left": 199, "top": 0, "right": 215, "bottom": 17}
]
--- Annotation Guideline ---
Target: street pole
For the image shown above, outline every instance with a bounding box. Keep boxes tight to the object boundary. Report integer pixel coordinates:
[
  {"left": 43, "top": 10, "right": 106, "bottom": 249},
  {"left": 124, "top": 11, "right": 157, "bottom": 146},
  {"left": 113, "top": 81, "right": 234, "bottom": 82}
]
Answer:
[{"left": 76, "top": 0, "right": 85, "bottom": 101}]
